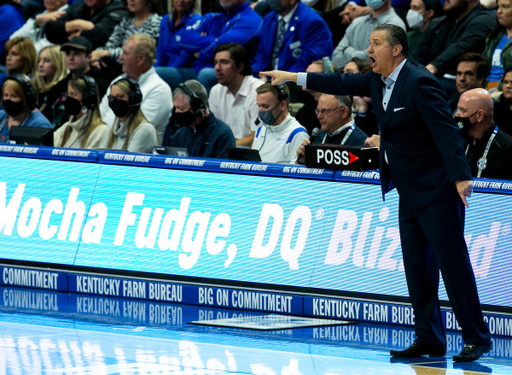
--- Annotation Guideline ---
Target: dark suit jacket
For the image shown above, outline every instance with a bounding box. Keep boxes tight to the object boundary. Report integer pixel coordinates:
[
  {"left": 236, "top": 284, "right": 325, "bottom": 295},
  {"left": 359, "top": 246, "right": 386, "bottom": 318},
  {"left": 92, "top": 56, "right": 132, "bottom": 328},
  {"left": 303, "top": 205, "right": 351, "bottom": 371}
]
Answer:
[{"left": 307, "top": 61, "right": 471, "bottom": 208}]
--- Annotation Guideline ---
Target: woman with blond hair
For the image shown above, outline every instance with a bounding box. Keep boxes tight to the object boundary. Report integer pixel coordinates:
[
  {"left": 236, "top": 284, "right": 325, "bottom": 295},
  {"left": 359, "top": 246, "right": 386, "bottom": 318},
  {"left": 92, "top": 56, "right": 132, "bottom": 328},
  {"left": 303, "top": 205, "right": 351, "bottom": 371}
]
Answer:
[
  {"left": 107, "top": 78, "right": 157, "bottom": 153},
  {"left": 54, "top": 76, "right": 109, "bottom": 149},
  {"left": 33, "top": 45, "right": 69, "bottom": 121},
  {"left": 0, "top": 37, "right": 37, "bottom": 88},
  {"left": 0, "top": 74, "right": 52, "bottom": 143}
]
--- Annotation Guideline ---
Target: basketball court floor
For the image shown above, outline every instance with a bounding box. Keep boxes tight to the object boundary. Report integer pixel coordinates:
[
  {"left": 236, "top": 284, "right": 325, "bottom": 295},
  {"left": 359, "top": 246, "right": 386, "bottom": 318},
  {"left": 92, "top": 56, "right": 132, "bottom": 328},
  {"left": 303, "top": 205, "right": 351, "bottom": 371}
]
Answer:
[{"left": 1, "top": 285, "right": 511, "bottom": 374}]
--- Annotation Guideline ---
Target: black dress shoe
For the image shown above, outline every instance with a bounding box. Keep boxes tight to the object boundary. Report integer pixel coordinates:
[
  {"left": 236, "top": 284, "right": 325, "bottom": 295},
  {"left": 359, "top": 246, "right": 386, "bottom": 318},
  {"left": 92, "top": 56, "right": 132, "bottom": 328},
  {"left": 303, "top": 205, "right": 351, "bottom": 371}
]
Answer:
[
  {"left": 453, "top": 343, "right": 492, "bottom": 362},
  {"left": 390, "top": 341, "right": 446, "bottom": 358}
]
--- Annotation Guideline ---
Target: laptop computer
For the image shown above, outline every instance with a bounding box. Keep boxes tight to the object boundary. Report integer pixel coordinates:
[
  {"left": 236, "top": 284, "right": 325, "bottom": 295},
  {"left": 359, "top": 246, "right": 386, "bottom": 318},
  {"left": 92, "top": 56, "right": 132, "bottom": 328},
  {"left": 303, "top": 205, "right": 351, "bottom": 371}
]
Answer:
[
  {"left": 226, "top": 147, "right": 262, "bottom": 162},
  {"left": 154, "top": 147, "right": 189, "bottom": 157},
  {"left": 9, "top": 127, "right": 53, "bottom": 147}
]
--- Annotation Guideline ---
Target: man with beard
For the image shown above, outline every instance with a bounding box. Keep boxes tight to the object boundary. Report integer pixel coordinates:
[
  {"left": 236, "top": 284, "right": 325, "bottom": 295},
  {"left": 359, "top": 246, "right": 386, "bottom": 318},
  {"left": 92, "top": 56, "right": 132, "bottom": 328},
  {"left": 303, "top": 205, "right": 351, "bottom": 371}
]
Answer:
[
  {"left": 208, "top": 43, "right": 263, "bottom": 147},
  {"left": 409, "top": 0, "right": 495, "bottom": 96}
]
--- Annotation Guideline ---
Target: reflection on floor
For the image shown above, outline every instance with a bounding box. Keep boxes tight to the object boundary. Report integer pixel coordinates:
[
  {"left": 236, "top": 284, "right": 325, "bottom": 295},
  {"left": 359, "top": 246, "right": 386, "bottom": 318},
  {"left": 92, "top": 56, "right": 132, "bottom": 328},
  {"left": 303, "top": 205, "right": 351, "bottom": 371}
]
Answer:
[{"left": 0, "top": 286, "right": 511, "bottom": 374}]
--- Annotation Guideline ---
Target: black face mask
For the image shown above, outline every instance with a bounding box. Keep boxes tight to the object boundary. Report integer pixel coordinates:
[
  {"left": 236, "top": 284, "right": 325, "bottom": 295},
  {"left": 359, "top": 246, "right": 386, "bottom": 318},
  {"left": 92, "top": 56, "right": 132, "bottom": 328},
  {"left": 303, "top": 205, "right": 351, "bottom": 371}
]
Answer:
[
  {"left": 108, "top": 97, "right": 130, "bottom": 118},
  {"left": 172, "top": 109, "right": 197, "bottom": 129},
  {"left": 3, "top": 100, "right": 25, "bottom": 117},
  {"left": 454, "top": 111, "right": 478, "bottom": 137},
  {"left": 65, "top": 96, "right": 82, "bottom": 116}
]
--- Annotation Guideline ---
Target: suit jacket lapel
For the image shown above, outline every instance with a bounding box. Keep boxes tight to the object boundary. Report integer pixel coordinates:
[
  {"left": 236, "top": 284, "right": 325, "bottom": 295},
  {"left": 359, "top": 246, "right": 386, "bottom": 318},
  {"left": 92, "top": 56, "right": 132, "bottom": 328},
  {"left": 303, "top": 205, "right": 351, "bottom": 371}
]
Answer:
[
  {"left": 381, "top": 61, "right": 411, "bottom": 127},
  {"left": 373, "top": 78, "right": 385, "bottom": 120},
  {"left": 281, "top": 5, "right": 301, "bottom": 48}
]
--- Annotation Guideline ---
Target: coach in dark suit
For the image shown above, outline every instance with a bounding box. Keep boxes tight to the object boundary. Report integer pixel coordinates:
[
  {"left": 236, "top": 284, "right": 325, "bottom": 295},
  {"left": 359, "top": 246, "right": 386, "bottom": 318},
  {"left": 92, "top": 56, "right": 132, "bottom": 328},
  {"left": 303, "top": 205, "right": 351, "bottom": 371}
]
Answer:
[{"left": 263, "top": 23, "right": 491, "bottom": 362}]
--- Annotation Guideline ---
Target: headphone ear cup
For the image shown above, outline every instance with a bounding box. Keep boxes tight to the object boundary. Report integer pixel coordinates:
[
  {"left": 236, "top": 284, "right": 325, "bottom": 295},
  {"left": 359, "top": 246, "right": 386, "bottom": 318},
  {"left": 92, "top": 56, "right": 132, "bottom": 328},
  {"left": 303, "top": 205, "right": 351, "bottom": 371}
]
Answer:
[
  {"left": 178, "top": 83, "right": 204, "bottom": 115},
  {"left": 6, "top": 73, "right": 37, "bottom": 110},
  {"left": 123, "top": 78, "right": 142, "bottom": 106},
  {"left": 81, "top": 75, "right": 97, "bottom": 109},
  {"left": 275, "top": 83, "right": 288, "bottom": 102}
]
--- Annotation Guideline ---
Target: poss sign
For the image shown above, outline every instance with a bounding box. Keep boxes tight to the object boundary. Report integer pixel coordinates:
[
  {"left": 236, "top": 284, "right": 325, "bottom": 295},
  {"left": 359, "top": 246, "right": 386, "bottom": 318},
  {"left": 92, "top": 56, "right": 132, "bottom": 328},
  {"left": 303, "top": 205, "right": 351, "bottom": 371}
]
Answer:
[{"left": 305, "top": 145, "right": 378, "bottom": 171}]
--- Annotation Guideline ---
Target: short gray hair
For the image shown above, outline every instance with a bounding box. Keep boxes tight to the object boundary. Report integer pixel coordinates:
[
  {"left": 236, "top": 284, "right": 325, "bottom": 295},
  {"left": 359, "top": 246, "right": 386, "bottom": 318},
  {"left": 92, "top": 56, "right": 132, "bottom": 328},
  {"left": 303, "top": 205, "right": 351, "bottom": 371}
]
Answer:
[
  {"left": 334, "top": 95, "right": 352, "bottom": 117},
  {"left": 172, "top": 79, "right": 208, "bottom": 109}
]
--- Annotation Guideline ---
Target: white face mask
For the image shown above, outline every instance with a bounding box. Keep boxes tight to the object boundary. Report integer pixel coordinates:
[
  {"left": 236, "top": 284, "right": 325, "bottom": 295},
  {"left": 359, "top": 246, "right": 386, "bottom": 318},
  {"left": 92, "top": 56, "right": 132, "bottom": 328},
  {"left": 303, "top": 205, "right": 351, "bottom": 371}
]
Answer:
[
  {"left": 366, "top": 0, "right": 387, "bottom": 10},
  {"left": 406, "top": 9, "right": 424, "bottom": 29}
]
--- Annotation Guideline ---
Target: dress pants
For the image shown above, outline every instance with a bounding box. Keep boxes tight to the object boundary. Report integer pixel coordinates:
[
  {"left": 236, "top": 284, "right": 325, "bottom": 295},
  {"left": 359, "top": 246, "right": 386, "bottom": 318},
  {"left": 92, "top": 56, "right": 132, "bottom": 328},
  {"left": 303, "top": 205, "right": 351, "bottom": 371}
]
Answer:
[{"left": 399, "top": 198, "right": 491, "bottom": 348}]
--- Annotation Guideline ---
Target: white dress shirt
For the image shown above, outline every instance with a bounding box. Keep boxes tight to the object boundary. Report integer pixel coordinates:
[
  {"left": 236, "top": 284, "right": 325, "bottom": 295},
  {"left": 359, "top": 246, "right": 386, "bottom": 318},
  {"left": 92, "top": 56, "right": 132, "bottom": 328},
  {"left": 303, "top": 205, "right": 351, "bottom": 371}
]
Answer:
[
  {"left": 208, "top": 75, "right": 264, "bottom": 140},
  {"left": 380, "top": 59, "right": 407, "bottom": 111}
]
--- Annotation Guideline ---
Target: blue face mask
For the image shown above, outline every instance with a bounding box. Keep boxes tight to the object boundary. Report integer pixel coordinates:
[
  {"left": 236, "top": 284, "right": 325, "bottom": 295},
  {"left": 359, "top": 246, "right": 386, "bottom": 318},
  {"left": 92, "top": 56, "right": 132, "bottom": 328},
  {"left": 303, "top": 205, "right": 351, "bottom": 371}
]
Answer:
[
  {"left": 366, "top": 0, "right": 387, "bottom": 9},
  {"left": 258, "top": 102, "right": 283, "bottom": 125}
]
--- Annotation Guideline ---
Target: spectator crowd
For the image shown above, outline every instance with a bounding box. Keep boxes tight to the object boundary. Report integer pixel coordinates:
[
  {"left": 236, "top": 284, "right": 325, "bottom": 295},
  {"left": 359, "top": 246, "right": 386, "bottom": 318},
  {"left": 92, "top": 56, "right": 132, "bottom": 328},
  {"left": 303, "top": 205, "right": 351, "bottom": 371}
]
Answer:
[{"left": 1, "top": 0, "right": 511, "bottom": 180}]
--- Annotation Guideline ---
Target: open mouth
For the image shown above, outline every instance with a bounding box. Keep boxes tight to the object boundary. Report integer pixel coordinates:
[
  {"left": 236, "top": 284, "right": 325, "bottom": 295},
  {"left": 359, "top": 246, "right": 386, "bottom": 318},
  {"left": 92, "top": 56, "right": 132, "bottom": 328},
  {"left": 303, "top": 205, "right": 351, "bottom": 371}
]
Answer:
[{"left": 369, "top": 56, "right": 376, "bottom": 67}]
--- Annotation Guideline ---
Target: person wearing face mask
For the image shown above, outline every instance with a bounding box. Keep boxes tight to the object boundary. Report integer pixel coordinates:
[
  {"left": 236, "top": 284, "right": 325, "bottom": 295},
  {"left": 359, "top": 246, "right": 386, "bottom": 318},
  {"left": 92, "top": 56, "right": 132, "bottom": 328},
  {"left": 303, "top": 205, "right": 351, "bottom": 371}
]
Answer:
[
  {"left": 106, "top": 78, "right": 158, "bottom": 153},
  {"left": 54, "top": 76, "right": 108, "bottom": 149},
  {"left": 331, "top": 0, "right": 406, "bottom": 70},
  {"left": 409, "top": 0, "right": 495, "bottom": 97},
  {"left": 455, "top": 88, "right": 512, "bottom": 180},
  {"left": 0, "top": 74, "right": 52, "bottom": 143},
  {"left": 406, "top": 0, "right": 442, "bottom": 57},
  {"left": 166, "top": 80, "right": 236, "bottom": 158},
  {"left": 251, "top": 82, "right": 308, "bottom": 163},
  {"left": 251, "top": 0, "right": 333, "bottom": 76},
  {"left": 156, "top": 0, "right": 262, "bottom": 94}
]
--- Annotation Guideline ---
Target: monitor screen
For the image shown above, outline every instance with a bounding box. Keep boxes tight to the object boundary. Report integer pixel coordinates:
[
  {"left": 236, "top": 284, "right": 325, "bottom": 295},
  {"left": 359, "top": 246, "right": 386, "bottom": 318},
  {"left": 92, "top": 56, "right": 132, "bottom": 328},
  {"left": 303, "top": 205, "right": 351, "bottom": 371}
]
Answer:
[
  {"left": 226, "top": 147, "right": 262, "bottom": 162},
  {"left": 9, "top": 127, "right": 53, "bottom": 147}
]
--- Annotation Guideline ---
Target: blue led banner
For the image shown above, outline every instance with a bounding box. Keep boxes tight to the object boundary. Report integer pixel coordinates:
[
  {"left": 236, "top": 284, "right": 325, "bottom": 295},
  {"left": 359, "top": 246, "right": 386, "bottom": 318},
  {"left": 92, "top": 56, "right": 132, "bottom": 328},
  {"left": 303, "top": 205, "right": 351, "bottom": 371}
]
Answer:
[
  {"left": 0, "top": 266, "right": 67, "bottom": 291},
  {"left": 1, "top": 153, "right": 511, "bottom": 309}
]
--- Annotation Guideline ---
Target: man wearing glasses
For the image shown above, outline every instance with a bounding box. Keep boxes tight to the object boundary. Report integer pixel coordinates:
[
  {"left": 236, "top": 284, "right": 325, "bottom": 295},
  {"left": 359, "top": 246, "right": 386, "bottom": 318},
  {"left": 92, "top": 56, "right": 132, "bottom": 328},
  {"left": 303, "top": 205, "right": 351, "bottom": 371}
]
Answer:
[{"left": 296, "top": 93, "right": 368, "bottom": 164}]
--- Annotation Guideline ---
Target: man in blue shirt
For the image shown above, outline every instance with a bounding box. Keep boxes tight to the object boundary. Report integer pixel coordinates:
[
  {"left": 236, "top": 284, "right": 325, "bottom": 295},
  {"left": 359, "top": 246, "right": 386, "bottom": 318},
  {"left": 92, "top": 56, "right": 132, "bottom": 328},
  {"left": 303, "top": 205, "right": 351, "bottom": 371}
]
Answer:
[
  {"left": 156, "top": 0, "right": 262, "bottom": 94},
  {"left": 251, "top": 0, "right": 332, "bottom": 75}
]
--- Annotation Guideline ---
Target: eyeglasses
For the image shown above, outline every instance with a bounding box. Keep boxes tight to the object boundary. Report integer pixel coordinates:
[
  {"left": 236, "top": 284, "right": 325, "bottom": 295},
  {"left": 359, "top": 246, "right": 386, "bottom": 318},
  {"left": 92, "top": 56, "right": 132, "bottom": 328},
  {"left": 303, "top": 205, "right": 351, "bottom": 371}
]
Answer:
[{"left": 315, "top": 106, "right": 343, "bottom": 115}]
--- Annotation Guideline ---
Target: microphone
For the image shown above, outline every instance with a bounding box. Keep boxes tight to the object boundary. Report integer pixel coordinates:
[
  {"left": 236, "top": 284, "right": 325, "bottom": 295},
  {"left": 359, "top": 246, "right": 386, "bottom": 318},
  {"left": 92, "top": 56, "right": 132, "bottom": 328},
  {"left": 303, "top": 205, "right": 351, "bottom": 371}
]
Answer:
[
  {"left": 310, "top": 127, "right": 320, "bottom": 144},
  {"left": 255, "top": 117, "right": 261, "bottom": 125},
  {"left": 298, "top": 128, "right": 320, "bottom": 164}
]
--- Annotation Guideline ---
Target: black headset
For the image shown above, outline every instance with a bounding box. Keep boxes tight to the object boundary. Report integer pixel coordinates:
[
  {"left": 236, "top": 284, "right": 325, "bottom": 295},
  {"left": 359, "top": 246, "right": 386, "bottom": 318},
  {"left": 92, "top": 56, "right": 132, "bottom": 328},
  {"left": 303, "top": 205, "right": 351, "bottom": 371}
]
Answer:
[
  {"left": 120, "top": 78, "right": 143, "bottom": 106},
  {"left": 266, "top": 80, "right": 289, "bottom": 102},
  {"left": 81, "top": 75, "right": 98, "bottom": 109},
  {"left": 5, "top": 74, "right": 37, "bottom": 111},
  {"left": 178, "top": 83, "right": 205, "bottom": 115}
]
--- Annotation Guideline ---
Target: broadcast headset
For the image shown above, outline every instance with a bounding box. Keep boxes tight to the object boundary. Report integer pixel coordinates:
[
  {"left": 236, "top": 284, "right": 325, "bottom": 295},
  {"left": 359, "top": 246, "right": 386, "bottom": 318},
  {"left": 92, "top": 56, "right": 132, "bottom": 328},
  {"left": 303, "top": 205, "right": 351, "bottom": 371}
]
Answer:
[
  {"left": 81, "top": 75, "right": 98, "bottom": 110},
  {"left": 178, "top": 83, "right": 206, "bottom": 116},
  {"left": 5, "top": 74, "right": 38, "bottom": 111}
]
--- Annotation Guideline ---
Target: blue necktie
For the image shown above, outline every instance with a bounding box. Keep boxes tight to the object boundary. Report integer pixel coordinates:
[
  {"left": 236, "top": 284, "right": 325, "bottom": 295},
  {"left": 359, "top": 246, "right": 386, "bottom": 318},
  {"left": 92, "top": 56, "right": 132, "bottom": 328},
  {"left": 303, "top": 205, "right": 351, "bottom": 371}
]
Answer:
[{"left": 271, "top": 18, "right": 286, "bottom": 70}]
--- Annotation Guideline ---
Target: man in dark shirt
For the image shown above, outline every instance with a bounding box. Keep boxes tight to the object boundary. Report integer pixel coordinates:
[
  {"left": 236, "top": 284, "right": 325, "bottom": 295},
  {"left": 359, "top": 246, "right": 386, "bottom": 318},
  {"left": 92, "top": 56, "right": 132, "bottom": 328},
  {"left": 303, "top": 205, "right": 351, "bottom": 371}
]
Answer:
[
  {"left": 456, "top": 88, "right": 512, "bottom": 180},
  {"left": 48, "top": 37, "right": 110, "bottom": 126},
  {"left": 167, "top": 80, "right": 236, "bottom": 159},
  {"left": 45, "top": 0, "right": 128, "bottom": 49},
  {"left": 410, "top": 0, "right": 495, "bottom": 96},
  {"left": 447, "top": 53, "right": 487, "bottom": 115}
]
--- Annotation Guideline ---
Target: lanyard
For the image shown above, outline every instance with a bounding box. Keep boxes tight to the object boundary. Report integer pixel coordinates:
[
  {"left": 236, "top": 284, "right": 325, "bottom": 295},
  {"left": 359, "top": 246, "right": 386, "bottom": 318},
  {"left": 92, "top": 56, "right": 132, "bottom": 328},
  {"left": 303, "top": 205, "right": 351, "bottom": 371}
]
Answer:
[
  {"left": 340, "top": 124, "right": 355, "bottom": 145},
  {"left": 322, "top": 123, "right": 355, "bottom": 145},
  {"left": 469, "top": 125, "right": 498, "bottom": 178}
]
